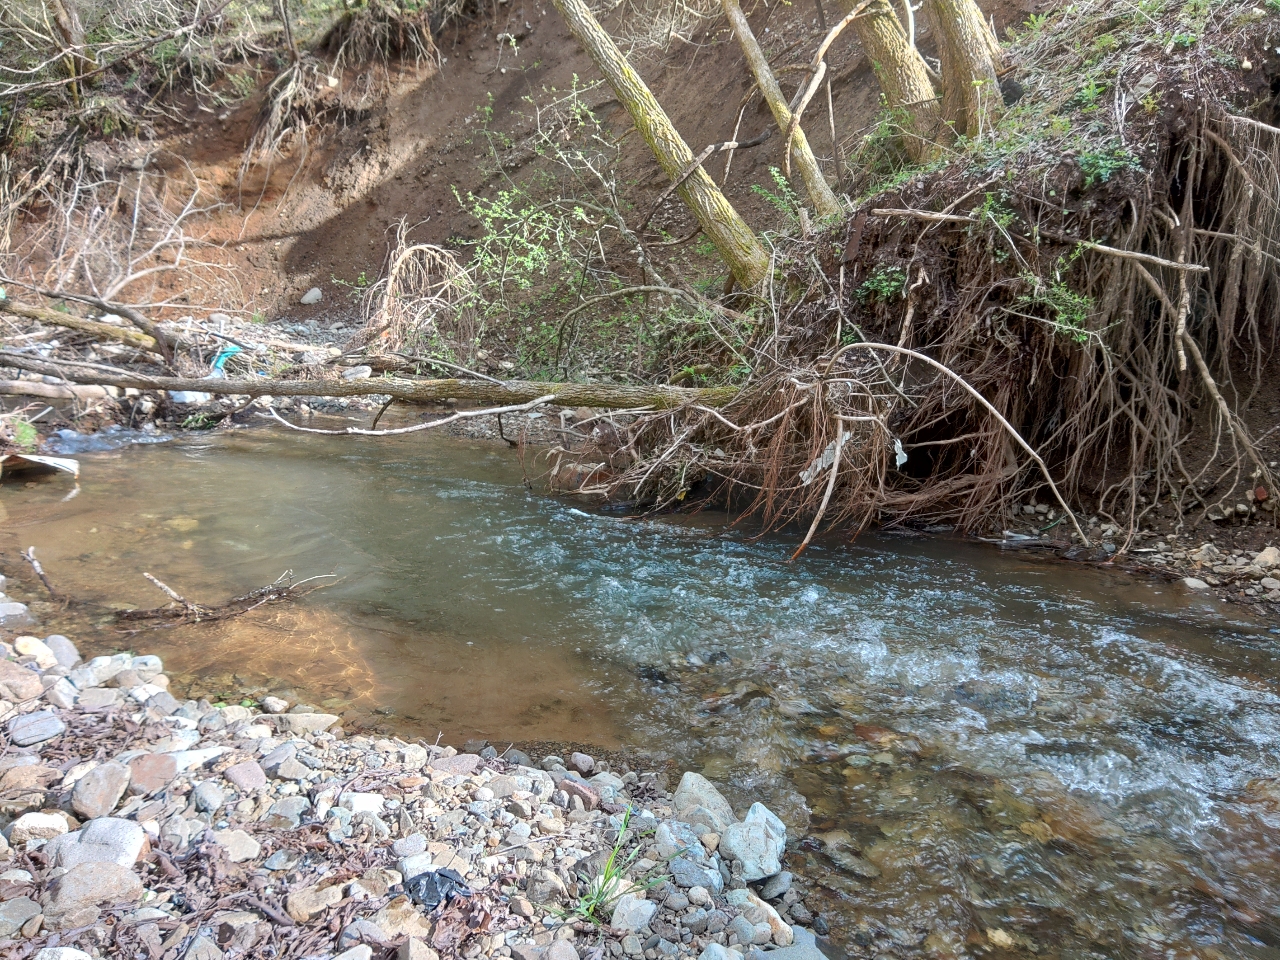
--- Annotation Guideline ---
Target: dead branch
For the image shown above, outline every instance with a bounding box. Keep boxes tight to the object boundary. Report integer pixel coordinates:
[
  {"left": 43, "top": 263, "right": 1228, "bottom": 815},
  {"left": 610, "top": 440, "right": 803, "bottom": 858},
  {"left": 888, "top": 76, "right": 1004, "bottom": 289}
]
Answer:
[
  {"left": 0, "top": 351, "right": 738, "bottom": 409},
  {"left": 262, "top": 394, "right": 559, "bottom": 436},
  {"left": 0, "top": 299, "right": 162, "bottom": 354}
]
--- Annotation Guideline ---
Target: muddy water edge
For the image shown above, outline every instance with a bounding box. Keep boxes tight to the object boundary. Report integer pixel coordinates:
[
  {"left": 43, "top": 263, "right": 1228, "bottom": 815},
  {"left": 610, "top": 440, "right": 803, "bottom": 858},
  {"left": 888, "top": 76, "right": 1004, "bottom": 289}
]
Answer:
[{"left": 3, "top": 427, "right": 1280, "bottom": 959}]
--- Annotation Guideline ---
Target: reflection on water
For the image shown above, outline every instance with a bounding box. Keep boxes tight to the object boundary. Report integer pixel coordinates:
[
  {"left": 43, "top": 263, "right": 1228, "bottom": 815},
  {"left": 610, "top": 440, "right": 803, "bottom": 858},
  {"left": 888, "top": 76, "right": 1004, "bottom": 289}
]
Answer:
[{"left": 4, "top": 429, "right": 1280, "bottom": 957}]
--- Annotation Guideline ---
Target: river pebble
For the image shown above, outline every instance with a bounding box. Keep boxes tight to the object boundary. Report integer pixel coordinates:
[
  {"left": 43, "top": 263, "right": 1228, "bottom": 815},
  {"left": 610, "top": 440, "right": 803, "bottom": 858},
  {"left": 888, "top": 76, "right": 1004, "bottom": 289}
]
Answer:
[{"left": 0, "top": 627, "right": 826, "bottom": 959}]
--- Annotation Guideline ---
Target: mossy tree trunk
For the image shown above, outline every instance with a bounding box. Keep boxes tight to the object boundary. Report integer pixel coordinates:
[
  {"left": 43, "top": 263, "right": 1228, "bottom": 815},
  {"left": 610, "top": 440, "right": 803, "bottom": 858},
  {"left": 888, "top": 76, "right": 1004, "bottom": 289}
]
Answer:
[
  {"left": 720, "top": 0, "right": 842, "bottom": 219},
  {"left": 840, "top": 0, "right": 941, "bottom": 162},
  {"left": 550, "top": 0, "right": 771, "bottom": 288},
  {"left": 926, "top": 0, "right": 1003, "bottom": 139}
]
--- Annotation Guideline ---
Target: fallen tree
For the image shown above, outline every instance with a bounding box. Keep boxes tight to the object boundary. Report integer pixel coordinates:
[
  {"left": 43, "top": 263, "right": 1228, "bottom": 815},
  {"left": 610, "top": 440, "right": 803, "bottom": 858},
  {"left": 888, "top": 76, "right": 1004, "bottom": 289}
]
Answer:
[{"left": 0, "top": 351, "right": 738, "bottom": 409}]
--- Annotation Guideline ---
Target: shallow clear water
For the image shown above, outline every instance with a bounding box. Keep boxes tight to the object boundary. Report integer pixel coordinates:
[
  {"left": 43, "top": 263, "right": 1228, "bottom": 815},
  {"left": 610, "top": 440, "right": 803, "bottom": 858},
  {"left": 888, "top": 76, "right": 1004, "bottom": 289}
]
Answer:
[{"left": 4, "top": 428, "right": 1280, "bottom": 958}]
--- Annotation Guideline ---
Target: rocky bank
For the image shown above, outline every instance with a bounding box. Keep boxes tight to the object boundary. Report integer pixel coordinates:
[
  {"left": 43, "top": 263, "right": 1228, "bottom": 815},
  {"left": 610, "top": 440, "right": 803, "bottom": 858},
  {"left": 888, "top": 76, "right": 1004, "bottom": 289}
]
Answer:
[{"left": 0, "top": 611, "right": 830, "bottom": 960}]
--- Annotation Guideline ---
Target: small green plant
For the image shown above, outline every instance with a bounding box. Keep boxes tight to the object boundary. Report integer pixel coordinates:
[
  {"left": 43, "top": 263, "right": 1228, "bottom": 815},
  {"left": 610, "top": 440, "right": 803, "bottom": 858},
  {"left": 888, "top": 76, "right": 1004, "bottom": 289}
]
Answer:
[
  {"left": 1171, "top": 31, "right": 1197, "bottom": 47},
  {"left": 563, "top": 807, "right": 665, "bottom": 925},
  {"left": 857, "top": 266, "right": 908, "bottom": 303},
  {"left": 751, "top": 166, "right": 802, "bottom": 221},
  {"left": 1016, "top": 270, "right": 1095, "bottom": 344},
  {"left": 333, "top": 270, "right": 374, "bottom": 302},
  {"left": 1078, "top": 147, "right": 1143, "bottom": 186},
  {"left": 976, "top": 192, "right": 1016, "bottom": 230},
  {"left": 3, "top": 417, "right": 39, "bottom": 452}
]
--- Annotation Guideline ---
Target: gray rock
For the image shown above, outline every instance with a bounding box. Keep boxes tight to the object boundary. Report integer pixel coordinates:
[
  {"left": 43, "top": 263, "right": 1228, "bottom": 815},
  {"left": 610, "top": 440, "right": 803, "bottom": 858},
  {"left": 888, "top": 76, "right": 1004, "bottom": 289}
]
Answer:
[
  {"left": 392, "top": 833, "right": 427, "bottom": 858},
  {"left": 211, "top": 829, "right": 260, "bottom": 863},
  {"left": 263, "top": 796, "right": 310, "bottom": 829},
  {"left": 0, "top": 602, "right": 35, "bottom": 626},
  {"left": 339, "top": 918, "right": 389, "bottom": 948},
  {"left": 274, "top": 712, "right": 338, "bottom": 735},
  {"left": 78, "top": 687, "right": 120, "bottom": 709},
  {"left": 334, "top": 947, "right": 373, "bottom": 960},
  {"left": 545, "top": 941, "right": 579, "bottom": 960},
  {"left": 728, "top": 915, "right": 757, "bottom": 946},
  {"left": 45, "top": 677, "right": 79, "bottom": 708},
  {"left": 670, "top": 856, "right": 724, "bottom": 893},
  {"left": 759, "top": 871, "right": 792, "bottom": 900},
  {"left": 33, "top": 949, "right": 95, "bottom": 960},
  {"left": 673, "top": 773, "right": 737, "bottom": 834},
  {"left": 130, "top": 655, "right": 163, "bottom": 681},
  {"left": 610, "top": 894, "right": 657, "bottom": 934},
  {"left": 720, "top": 803, "right": 786, "bottom": 881},
  {"left": 398, "top": 852, "right": 434, "bottom": 879},
  {"left": 0, "top": 896, "right": 40, "bottom": 937},
  {"left": 570, "top": 752, "right": 595, "bottom": 774},
  {"left": 264, "top": 849, "right": 300, "bottom": 871},
  {"left": 71, "top": 762, "right": 130, "bottom": 819},
  {"left": 502, "top": 748, "right": 533, "bottom": 766},
  {"left": 698, "top": 945, "right": 741, "bottom": 960},
  {"left": 759, "top": 925, "right": 826, "bottom": 960},
  {"left": 146, "top": 691, "right": 181, "bottom": 715},
  {"left": 300, "top": 287, "right": 323, "bottom": 305},
  {"left": 43, "top": 862, "right": 143, "bottom": 929},
  {"left": 656, "top": 820, "right": 706, "bottom": 861},
  {"left": 261, "top": 742, "right": 297, "bottom": 776},
  {"left": 45, "top": 635, "right": 81, "bottom": 668},
  {"left": 223, "top": 759, "right": 267, "bottom": 792},
  {"left": 8, "top": 710, "right": 65, "bottom": 746},
  {"left": 193, "top": 781, "right": 226, "bottom": 813},
  {"left": 44, "top": 817, "right": 145, "bottom": 868},
  {"left": 275, "top": 757, "right": 312, "bottom": 781},
  {"left": 183, "top": 935, "right": 224, "bottom": 960}
]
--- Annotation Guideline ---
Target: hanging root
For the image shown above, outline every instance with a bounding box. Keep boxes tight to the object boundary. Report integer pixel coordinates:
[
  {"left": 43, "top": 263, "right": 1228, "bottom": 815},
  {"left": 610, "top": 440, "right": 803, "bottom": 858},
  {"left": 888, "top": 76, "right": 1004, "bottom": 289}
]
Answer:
[
  {"left": 353, "top": 220, "right": 480, "bottom": 359},
  {"left": 558, "top": 95, "right": 1280, "bottom": 548}
]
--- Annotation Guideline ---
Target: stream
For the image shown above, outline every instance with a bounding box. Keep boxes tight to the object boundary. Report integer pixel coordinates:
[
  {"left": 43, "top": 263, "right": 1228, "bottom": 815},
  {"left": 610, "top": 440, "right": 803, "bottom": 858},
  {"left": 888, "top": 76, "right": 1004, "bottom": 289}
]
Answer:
[{"left": 4, "top": 427, "right": 1280, "bottom": 958}]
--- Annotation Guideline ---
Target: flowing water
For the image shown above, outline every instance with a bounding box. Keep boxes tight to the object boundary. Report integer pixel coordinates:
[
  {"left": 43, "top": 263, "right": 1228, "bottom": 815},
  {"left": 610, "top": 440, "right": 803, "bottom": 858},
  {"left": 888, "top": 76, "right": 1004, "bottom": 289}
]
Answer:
[{"left": 4, "top": 428, "right": 1280, "bottom": 959}]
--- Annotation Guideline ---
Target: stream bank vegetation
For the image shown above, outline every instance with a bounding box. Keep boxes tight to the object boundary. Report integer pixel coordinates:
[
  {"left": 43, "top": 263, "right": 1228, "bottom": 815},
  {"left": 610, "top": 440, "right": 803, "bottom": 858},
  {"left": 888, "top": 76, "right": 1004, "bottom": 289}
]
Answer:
[{"left": 2, "top": 0, "right": 1280, "bottom": 557}]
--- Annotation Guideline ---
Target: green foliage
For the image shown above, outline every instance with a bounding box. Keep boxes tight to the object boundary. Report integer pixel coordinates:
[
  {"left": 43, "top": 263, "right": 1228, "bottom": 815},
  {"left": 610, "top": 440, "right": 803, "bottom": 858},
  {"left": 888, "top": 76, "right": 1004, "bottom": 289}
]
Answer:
[
  {"left": 1078, "top": 147, "right": 1143, "bottom": 186},
  {"left": 1016, "top": 270, "right": 1094, "bottom": 343},
  {"left": 333, "top": 270, "right": 374, "bottom": 302},
  {"left": 857, "top": 266, "right": 907, "bottom": 303},
  {"left": 6, "top": 418, "right": 39, "bottom": 452},
  {"left": 564, "top": 807, "right": 665, "bottom": 926},
  {"left": 751, "top": 167, "right": 802, "bottom": 221}
]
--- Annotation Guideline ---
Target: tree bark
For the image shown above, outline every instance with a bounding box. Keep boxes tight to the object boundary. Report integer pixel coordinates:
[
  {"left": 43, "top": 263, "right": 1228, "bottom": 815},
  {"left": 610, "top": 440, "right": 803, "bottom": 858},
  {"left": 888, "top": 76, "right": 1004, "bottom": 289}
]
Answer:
[
  {"left": 1, "top": 299, "right": 162, "bottom": 354},
  {"left": 840, "top": 0, "right": 941, "bottom": 161},
  {"left": 926, "top": 0, "right": 1002, "bottom": 139},
  {"left": 549, "top": 0, "right": 771, "bottom": 288},
  {"left": 0, "top": 353, "right": 740, "bottom": 409},
  {"left": 720, "top": 0, "right": 842, "bottom": 219}
]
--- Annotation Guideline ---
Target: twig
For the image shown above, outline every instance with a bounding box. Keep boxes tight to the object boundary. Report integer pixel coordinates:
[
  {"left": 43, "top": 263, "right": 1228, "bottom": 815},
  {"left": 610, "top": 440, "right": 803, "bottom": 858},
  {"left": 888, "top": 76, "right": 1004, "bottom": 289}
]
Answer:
[
  {"left": 791, "top": 424, "right": 846, "bottom": 561},
  {"left": 263, "top": 395, "right": 559, "bottom": 437},
  {"left": 781, "top": 0, "right": 872, "bottom": 176},
  {"left": 143, "top": 573, "right": 198, "bottom": 613},
  {"left": 20, "top": 547, "right": 59, "bottom": 598}
]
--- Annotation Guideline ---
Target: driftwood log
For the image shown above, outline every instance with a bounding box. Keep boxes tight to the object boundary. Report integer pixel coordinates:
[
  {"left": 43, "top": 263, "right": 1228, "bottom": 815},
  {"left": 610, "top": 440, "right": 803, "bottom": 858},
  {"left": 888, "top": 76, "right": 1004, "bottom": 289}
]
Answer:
[{"left": 0, "top": 352, "right": 738, "bottom": 409}]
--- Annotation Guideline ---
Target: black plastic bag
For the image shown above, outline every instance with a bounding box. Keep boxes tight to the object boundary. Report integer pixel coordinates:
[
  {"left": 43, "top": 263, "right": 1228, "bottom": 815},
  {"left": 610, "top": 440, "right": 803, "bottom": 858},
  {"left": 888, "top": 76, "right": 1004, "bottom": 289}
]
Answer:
[{"left": 405, "top": 867, "right": 474, "bottom": 909}]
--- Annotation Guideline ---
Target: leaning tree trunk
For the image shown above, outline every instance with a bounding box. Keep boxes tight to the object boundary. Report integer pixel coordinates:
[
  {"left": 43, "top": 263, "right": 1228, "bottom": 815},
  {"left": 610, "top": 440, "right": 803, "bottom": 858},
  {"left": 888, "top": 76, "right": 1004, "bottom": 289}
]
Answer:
[
  {"left": 841, "top": 0, "right": 941, "bottom": 162},
  {"left": 926, "top": 0, "right": 1002, "bottom": 139},
  {"left": 549, "top": 0, "right": 770, "bottom": 288},
  {"left": 720, "top": 0, "right": 842, "bottom": 219}
]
